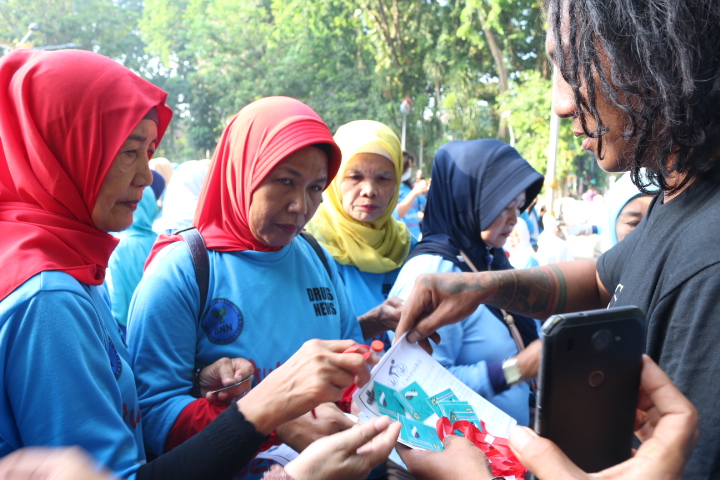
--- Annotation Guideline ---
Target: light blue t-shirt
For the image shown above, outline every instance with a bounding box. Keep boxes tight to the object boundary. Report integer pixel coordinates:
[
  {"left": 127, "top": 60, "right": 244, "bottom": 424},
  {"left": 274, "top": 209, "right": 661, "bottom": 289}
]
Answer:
[
  {"left": 335, "top": 236, "right": 416, "bottom": 351},
  {"left": 389, "top": 254, "right": 530, "bottom": 426},
  {"left": 127, "top": 236, "right": 363, "bottom": 478},
  {"left": 108, "top": 186, "right": 159, "bottom": 327},
  {"left": 336, "top": 264, "right": 399, "bottom": 319},
  {"left": 0, "top": 272, "right": 144, "bottom": 479},
  {"left": 394, "top": 183, "right": 427, "bottom": 241}
]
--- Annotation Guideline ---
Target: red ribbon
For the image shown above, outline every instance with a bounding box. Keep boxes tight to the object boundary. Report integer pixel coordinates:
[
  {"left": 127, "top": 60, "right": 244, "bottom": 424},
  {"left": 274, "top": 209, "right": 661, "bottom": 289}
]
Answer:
[
  {"left": 436, "top": 417, "right": 526, "bottom": 479},
  {"left": 343, "top": 344, "right": 373, "bottom": 361}
]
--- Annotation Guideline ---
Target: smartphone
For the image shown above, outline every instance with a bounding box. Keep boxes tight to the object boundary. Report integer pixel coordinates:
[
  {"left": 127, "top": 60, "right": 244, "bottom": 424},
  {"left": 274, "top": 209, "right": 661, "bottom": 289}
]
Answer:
[
  {"left": 534, "top": 306, "right": 645, "bottom": 473},
  {"left": 208, "top": 374, "right": 254, "bottom": 395}
]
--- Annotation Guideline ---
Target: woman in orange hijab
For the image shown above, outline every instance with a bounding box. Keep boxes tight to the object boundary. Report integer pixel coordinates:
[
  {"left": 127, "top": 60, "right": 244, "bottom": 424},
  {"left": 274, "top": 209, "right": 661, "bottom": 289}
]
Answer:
[
  {"left": 129, "top": 96, "right": 397, "bottom": 479},
  {"left": 0, "top": 52, "right": 395, "bottom": 480}
]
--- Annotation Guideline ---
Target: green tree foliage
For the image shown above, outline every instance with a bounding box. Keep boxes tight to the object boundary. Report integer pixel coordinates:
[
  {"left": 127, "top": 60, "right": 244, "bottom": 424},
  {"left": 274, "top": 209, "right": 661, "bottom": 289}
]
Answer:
[
  {"left": 1, "top": 0, "right": 602, "bottom": 188},
  {"left": 0, "top": 0, "right": 145, "bottom": 69}
]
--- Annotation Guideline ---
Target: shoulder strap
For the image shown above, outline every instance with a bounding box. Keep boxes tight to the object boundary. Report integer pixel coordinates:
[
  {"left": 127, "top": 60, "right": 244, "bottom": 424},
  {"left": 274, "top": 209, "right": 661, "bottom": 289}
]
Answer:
[
  {"left": 177, "top": 227, "right": 210, "bottom": 320},
  {"left": 300, "top": 231, "right": 332, "bottom": 280},
  {"left": 459, "top": 250, "right": 526, "bottom": 352}
]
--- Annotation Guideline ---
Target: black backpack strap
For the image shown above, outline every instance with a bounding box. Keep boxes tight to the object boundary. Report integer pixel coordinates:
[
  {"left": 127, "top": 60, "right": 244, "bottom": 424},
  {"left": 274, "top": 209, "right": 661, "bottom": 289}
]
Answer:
[
  {"left": 177, "top": 227, "right": 210, "bottom": 320},
  {"left": 300, "top": 231, "right": 332, "bottom": 280}
]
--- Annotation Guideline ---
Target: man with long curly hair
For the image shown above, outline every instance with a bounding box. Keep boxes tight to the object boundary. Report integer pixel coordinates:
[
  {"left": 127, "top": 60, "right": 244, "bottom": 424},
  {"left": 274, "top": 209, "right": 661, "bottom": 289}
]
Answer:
[{"left": 395, "top": 0, "right": 718, "bottom": 478}]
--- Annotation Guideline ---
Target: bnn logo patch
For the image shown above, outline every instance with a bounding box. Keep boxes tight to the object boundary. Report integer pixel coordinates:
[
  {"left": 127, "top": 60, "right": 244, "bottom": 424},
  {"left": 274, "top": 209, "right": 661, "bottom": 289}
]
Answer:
[{"left": 202, "top": 298, "right": 244, "bottom": 345}]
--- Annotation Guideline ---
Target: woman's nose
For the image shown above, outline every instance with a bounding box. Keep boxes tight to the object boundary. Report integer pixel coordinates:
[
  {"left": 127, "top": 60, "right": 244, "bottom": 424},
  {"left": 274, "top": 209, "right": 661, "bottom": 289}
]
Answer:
[
  {"left": 289, "top": 191, "right": 308, "bottom": 214},
  {"left": 137, "top": 159, "right": 154, "bottom": 188},
  {"left": 360, "top": 180, "right": 378, "bottom": 197}
]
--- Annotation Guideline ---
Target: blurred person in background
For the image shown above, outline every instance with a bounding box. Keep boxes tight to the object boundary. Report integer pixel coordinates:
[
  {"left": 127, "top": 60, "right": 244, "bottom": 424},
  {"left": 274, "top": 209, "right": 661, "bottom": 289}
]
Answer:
[
  {"left": 107, "top": 171, "right": 165, "bottom": 333},
  {"left": 506, "top": 217, "right": 539, "bottom": 270},
  {"left": 393, "top": 151, "right": 429, "bottom": 241},
  {"left": 152, "top": 159, "right": 210, "bottom": 234}
]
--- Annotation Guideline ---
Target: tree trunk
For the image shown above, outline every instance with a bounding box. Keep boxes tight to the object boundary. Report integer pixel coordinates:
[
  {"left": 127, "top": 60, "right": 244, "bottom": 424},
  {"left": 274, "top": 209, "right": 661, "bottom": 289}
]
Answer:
[{"left": 479, "top": 10, "right": 509, "bottom": 138}]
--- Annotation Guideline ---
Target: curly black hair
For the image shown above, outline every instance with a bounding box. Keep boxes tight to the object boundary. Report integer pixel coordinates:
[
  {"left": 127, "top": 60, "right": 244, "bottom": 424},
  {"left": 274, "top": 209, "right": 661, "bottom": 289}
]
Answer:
[{"left": 545, "top": 0, "right": 720, "bottom": 194}]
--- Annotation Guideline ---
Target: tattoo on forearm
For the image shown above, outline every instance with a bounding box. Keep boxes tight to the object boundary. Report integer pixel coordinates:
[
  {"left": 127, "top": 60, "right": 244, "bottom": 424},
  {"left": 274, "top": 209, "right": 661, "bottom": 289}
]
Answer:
[
  {"left": 467, "top": 265, "right": 567, "bottom": 319},
  {"left": 547, "top": 264, "right": 567, "bottom": 314}
]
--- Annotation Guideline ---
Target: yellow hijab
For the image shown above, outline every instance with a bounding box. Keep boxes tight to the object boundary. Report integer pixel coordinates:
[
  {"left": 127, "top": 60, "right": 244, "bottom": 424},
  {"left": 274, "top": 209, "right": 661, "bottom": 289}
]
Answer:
[{"left": 306, "top": 120, "right": 411, "bottom": 273}]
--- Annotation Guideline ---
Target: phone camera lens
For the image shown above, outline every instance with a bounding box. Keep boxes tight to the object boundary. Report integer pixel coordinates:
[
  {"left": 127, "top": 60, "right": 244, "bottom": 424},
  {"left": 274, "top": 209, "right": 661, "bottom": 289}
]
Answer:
[
  {"left": 591, "top": 329, "right": 612, "bottom": 351},
  {"left": 588, "top": 370, "right": 605, "bottom": 387}
]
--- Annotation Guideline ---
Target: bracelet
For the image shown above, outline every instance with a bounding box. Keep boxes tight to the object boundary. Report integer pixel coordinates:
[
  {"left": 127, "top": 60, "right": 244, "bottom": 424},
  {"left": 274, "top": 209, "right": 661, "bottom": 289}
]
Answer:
[
  {"left": 190, "top": 364, "right": 205, "bottom": 398},
  {"left": 490, "top": 477, "right": 506, "bottom": 480}
]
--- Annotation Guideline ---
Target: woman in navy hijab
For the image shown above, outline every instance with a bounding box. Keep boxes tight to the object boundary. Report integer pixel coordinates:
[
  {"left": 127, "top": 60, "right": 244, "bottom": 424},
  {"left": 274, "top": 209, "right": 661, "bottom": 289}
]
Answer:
[{"left": 389, "top": 139, "right": 543, "bottom": 425}]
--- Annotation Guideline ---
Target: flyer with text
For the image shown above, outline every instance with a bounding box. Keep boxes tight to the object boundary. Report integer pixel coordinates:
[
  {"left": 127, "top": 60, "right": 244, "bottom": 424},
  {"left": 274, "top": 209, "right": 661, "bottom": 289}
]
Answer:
[{"left": 353, "top": 334, "right": 517, "bottom": 451}]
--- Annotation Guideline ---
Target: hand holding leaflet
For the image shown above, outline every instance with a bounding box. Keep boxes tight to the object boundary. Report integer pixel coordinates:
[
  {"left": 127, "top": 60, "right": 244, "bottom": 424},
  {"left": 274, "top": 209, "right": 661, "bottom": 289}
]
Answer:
[{"left": 353, "top": 334, "right": 525, "bottom": 478}]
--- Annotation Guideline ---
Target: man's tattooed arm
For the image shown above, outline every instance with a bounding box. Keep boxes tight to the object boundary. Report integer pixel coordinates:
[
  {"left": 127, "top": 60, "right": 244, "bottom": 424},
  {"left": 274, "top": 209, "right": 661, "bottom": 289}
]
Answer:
[
  {"left": 396, "top": 260, "right": 607, "bottom": 341},
  {"left": 463, "top": 261, "right": 601, "bottom": 321}
]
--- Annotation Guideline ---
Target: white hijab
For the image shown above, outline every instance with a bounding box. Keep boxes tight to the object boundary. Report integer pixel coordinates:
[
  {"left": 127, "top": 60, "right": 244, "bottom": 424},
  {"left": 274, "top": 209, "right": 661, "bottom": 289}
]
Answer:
[
  {"left": 152, "top": 159, "right": 210, "bottom": 234},
  {"left": 536, "top": 214, "right": 574, "bottom": 265},
  {"left": 506, "top": 217, "right": 538, "bottom": 269}
]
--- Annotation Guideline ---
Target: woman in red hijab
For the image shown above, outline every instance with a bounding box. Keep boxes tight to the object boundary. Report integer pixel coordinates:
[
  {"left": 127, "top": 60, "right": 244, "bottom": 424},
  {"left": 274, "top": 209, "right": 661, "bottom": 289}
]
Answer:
[
  {"left": 128, "top": 97, "right": 399, "bottom": 479},
  {"left": 0, "top": 51, "right": 395, "bottom": 480}
]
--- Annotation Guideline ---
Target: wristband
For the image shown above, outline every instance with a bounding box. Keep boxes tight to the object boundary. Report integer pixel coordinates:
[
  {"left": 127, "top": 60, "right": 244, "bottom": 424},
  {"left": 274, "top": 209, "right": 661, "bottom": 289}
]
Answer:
[{"left": 190, "top": 364, "right": 206, "bottom": 398}]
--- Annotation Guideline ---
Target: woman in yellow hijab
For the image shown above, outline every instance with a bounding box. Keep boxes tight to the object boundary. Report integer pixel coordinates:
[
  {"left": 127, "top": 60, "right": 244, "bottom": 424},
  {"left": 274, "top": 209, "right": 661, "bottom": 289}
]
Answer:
[{"left": 306, "top": 120, "right": 413, "bottom": 351}]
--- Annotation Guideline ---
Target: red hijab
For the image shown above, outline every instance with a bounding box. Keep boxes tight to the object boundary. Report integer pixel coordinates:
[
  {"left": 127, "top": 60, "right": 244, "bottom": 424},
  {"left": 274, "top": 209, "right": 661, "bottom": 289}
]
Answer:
[
  {"left": 147, "top": 96, "right": 341, "bottom": 263},
  {"left": 0, "top": 49, "right": 172, "bottom": 301}
]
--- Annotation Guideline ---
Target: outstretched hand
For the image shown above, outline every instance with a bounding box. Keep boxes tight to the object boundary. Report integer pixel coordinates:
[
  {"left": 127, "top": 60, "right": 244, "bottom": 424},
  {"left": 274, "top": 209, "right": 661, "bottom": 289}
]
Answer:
[
  {"left": 359, "top": 296, "right": 405, "bottom": 340},
  {"left": 397, "top": 434, "right": 494, "bottom": 480},
  {"left": 284, "top": 416, "right": 401, "bottom": 480},
  {"left": 237, "top": 339, "right": 373, "bottom": 434},
  {"left": 395, "top": 273, "right": 488, "bottom": 345},
  {"left": 509, "top": 355, "right": 699, "bottom": 480}
]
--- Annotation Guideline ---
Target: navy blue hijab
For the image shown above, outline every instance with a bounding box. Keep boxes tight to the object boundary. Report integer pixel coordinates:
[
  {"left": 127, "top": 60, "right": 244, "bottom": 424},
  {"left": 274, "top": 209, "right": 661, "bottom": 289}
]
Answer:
[{"left": 409, "top": 139, "right": 544, "bottom": 343}]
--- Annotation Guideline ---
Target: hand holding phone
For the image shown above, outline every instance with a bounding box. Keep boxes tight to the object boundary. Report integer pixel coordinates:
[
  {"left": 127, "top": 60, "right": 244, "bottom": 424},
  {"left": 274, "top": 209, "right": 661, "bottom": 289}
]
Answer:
[
  {"left": 512, "top": 355, "right": 699, "bottom": 480},
  {"left": 206, "top": 374, "right": 254, "bottom": 403},
  {"left": 534, "top": 306, "right": 645, "bottom": 473}
]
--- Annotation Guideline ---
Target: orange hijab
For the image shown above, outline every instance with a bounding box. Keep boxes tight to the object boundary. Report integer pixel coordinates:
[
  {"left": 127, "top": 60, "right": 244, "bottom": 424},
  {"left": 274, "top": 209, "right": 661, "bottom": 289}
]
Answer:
[
  {"left": 147, "top": 96, "right": 341, "bottom": 262},
  {"left": 0, "top": 49, "right": 171, "bottom": 301}
]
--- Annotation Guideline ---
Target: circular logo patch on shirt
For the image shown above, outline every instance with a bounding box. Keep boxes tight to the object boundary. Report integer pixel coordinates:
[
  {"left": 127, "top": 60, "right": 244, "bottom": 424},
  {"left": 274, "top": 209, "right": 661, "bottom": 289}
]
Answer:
[
  {"left": 108, "top": 337, "right": 122, "bottom": 380},
  {"left": 202, "top": 298, "right": 244, "bottom": 345}
]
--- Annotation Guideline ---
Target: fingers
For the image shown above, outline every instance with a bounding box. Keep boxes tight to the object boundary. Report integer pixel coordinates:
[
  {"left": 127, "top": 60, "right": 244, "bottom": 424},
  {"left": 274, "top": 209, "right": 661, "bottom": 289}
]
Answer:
[
  {"left": 289, "top": 339, "right": 364, "bottom": 388},
  {"left": 214, "top": 357, "right": 240, "bottom": 385},
  {"left": 417, "top": 338, "right": 434, "bottom": 355},
  {"left": 355, "top": 419, "right": 401, "bottom": 462},
  {"left": 348, "top": 417, "right": 402, "bottom": 465},
  {"left": 384, "top": 296, "right": 405, "bottom": 310},
  {"left": 231, "top": 358, "right": 255, "bottom": 382},
  {"left": 338, "top": 416, "right": 390, "bottom": 452},
  {"left": 212, "top": 381, "right": 252, "bottom": 403},
  {"left": 316, "top": 339, "right": 360, "bottom": 353},
  {"left": 508, "top": 426, "right": 589, "bottom": 480},
  {"left": 399, "top": 434, "right": 491, "bottom": 480},
  {"left": 638, "top": 356, "right": 697, "bottom": 426},
  {"left": 331, "top": 350, "right": 372, "bottom": 385},
  {"left": 631, "top": 355, "right": 699, "bottom": 458},
  {"left": 395, "top": 276, "right": 435, "bottom": 343},
  {"left": 405, "top": 307, "right": 452, "bottom": 344},
  {"left": 354, "top": 361, "right": 373, "bottom": 389}
]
